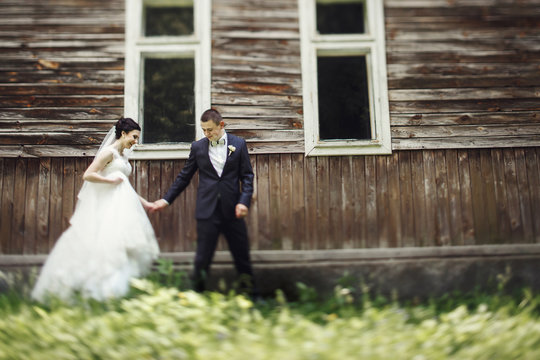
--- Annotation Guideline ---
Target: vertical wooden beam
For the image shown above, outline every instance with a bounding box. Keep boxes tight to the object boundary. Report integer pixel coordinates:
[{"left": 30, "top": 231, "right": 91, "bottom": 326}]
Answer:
[
  {"left": 316, "top": 157, "right": 330, "bottom": 249},
  {"left": 48, "top": 158, "right": 63, "bottom": 249},
  {"left": 399, "top": 151, "right": 415, "bottom": 247},
  {"left": 353, "top": 156, "right": 366, "bottom": 248},
  {"left": 341, "top": 156, "right": 355, "bottom": 249},
  {"left": 491, "top": 149, "right": 512, "bottom": 243},
  {"left": 24, "top": 159, "right": 39, "bottom": 254},
  {"left": 445, "top": 150, "right": 464, "bottom": 246},
  {"left": 524, "top": 148, "right": 540, "bottom": 243},
  {"left": 280, "top": 154, "right": 293, "bottom": 250},
  {"left": 304, "top": 156, "right": 317, "bottom": 250},
  {"left": 423, "top": 150, "right": 438, "bottom": 246},
  {"left": 269, "top": 154, "right": 282, "bottom": 249},
  {"left": 329, "top": 157, "right": 344, "bottom": 248},
  {"left": 365, "top": 156, "right": 378, "bottom": 247},
  {"left": 36, "top": 158, "right": 51, "bottom": 254},
  {"left": 387, "top": 152, "right": 402, "bottom": 248},
  {"left": 457, "top": 150, "right": 475, "bottom": 245},
  {"left": 409, "top": 151, "right": 425, "bottom": 246},
  {"left": 247, "top": 155, "right": 259, "bottom": 251},
  {"left": 291, "top": 154, "right": 305, "bottom": 250},
  {"left": 514, "top": 148, "right": 534, "bottom": 243},
  {"left": 12, "top": 158, "right": 27, "bottom": 254},
  {"left": 256, "top": 154, "right": 271, "bottom": 249},
  {"left": 0, "top": 159, "right": 15, "bottom": 253},
  {"left": 502, "top": 148, "right": 523, "bottom": 243},
  {"left": 434, "top": 150, "right": 451, "bottom": 246},
  {"left": 376, "top": 155, "right": 389, "bottom": 247}
]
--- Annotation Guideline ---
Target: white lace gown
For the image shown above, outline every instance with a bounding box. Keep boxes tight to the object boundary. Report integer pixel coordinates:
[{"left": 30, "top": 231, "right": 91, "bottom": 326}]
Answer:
[{"left": 32, "top": 147, "right": 159, "bottom": 302}]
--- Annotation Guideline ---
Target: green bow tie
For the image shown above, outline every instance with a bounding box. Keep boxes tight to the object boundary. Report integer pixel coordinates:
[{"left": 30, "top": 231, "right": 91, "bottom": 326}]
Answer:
[{"left": 211, "top": 139, "right": 225, "bottom": 147}]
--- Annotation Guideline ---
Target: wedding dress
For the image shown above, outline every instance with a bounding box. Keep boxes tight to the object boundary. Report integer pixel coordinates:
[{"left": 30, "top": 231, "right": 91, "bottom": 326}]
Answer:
[{"left": 32, "top": 145, "right": 159, "bottom": 302}]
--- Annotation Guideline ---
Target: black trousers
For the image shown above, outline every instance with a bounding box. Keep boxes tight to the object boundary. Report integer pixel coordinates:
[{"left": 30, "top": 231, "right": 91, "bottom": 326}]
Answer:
[{"left": 192, "top": 202, "right": 255, "bottom": 294}]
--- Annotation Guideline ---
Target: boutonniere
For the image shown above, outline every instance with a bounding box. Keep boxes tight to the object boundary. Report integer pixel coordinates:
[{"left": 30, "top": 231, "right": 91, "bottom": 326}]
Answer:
[{"left": 228, "top": 145, "right": 236, "bottom": 156}]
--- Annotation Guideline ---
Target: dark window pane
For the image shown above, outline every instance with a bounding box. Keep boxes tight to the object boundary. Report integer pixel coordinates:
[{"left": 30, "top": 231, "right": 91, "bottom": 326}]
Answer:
[
  {"left": 317, "top": 56, "right": 371, "bottom": 140},
  {"left": 316, "top": 1, "right": 365, "bottom": 34},
  {"left": 145, "top": 6, "right": 193, "bottom": 36},
  {"left": 143, "top": 58, "right": 195, "bottom": 143}
]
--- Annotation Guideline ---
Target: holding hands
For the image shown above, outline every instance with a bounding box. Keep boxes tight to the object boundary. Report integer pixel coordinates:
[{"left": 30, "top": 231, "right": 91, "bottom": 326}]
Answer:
[
  {"left": 145, "top": 198, "right": 248, "bottom": 219},
  {"left": 148, "top": 199, "right": 169, "bottom": 213}
]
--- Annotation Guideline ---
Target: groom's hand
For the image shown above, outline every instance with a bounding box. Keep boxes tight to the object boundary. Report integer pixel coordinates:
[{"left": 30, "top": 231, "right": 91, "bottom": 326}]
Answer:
[
  {"left": 235, "top": 203, "right": 249, "bottom": 219},
  {"left": 150, "top": 199, "right": 169, "bottom": 213}
]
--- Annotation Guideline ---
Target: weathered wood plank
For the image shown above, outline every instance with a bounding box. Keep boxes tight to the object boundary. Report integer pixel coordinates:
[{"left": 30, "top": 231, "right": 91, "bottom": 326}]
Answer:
[
  {"left": 0, "top": 159, "right": 15, "bottom": 253},
  {"left": 364, "top": 156, "right": 378, "bottom": 248},
  {"left": 409, "top": 151, "right": 425, "bottom": 246},
  {"left": 422, "top": 150, "right": 438, "bottom": 246},
  {"left": 36, "top": 158, "right": 51, "bottom": 253},
  {"left": 457, "top": 150, "right": 475, "bottom": 245},
  {"left": 268, "top": 154, "right": 282, "bottom": 250},
  {"left": 0, "top": 119, "right": 117, "bottom": 131},
  {"left": 352, "top": 156, "right": 366, "bottom": 248},
  {"left": 0, "top": 84, "right": 123, "bottom": 96},
  {"left": 387, "top": 152, "right": 402, "bottom": 248},
  {"left": 469, "top": 150, "right": 489, "bottom": 244},
  {"left": 12, "top": 158, "right": 27, "bottom": 253},
  {"left": 0, "top": 95, "right": 123, "bottom": 108},
  {"left": 303, "top": 156, "right": 317, "bottom": 250},
  {"left": 445, "top": 150, "right": 463, "bottom": 246},
  {"left": 255, "top": 154, "right": 270, "bottom": 249},
  {"left": 247, "top": 156, "right": 259, "bottom": 251},
  {"left": 159, "top": 160, "right": 175, "bottom": 253},
  {"left": 524, "top": 148, "right": 540, "bottom": 242},
  {"left": 514, "top": 148, "right": 535, "bottom": 243},
  {"left": 390, "top": 112, "right": 540, "bottom": 127},
  {"left": 279, "top": 154, "right": 293, "bottom": 250},
  {"left": 328, "top": 157, "right": 343, "bottom": 248},
  {"left": 48, "top": 158, "right": 63, "bottom": 249},
  {"left": 375, "top": 155, "right": 389, "bottom": 248},
  {"left": 392, "top": 136, "right": 540, "bottom": 150},
  {"left": 502, "top": 149, "right": 524, "bottom": 243},
  {"left": 398, "top": 152, "right": 415, "bottom": 247},
  {"left": 0, "top": 132, "right": 105, "bottom": 145},
  {"left": 61, "top": 158, "right": 75, "bottom": 232},
  {"left": 341, "top": 156, "right": 354, "bottom": 249},
  {"left": 490, "top": 149, "right": 511, "bottom": 243},
  {"left": 316, "top": 157, "right": 330, "bottom": 249},
  {"left": 434, "top": 151, "right": 451, "bottom": 246},
  {"left": 23, "top": 158, "right": 39, "bottom": 254}
]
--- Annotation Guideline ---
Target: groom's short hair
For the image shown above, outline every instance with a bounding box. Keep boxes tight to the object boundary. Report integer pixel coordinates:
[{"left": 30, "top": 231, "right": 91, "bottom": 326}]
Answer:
[{"left": 201, "top": 109, "right": 222, "bottom": 125}]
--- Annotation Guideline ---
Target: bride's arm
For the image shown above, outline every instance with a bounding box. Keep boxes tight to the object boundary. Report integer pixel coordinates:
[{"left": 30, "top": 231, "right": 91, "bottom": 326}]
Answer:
[{"left": 83, "top": 150, "right": 122, "bottom": 184}]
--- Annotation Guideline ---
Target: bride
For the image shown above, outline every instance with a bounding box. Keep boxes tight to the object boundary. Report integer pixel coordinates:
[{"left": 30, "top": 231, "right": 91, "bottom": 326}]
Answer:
[{"left": 32, "top": 117, "right": 160, "bottom": 302}]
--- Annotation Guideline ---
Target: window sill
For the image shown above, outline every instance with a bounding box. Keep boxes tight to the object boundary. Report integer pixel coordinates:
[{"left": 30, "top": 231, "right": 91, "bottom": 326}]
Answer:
[
  {"left": 128, "top": 143, "right": 191, "bottom": 160},
  {"left": 306, "top": 139, "right": 392, "bottom": 156}
]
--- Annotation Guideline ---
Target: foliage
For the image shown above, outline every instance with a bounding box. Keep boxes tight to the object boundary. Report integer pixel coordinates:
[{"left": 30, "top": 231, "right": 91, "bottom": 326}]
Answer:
[{"left": 1, "top": 275, "right": 540, "bottom": 360}]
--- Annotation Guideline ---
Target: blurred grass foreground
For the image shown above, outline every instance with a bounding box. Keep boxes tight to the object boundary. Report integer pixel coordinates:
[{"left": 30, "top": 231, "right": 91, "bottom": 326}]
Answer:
[{"left": 1, "top": 266, "right": 540, "bottom": 360}]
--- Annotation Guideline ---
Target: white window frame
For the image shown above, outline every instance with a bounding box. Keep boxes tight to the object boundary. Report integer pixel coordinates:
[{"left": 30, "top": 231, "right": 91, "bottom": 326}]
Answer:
[
  {"left": 124, "top": 0, "right": 211, "bottom": 159},
  {"left": 298, "top": 0, "right": 391, "bottom": 156}
]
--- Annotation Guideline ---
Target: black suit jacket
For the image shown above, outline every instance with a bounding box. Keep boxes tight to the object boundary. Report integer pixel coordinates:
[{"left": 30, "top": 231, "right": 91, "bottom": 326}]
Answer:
[{"left": 163, "top": 133, "right": 254, "bottom": 220}]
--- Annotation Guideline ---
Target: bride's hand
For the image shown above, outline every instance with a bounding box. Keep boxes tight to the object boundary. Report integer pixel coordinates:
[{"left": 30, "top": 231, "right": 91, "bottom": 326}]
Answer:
[{"left": 110, "top": 177, "right": 123, "bottom": 185}]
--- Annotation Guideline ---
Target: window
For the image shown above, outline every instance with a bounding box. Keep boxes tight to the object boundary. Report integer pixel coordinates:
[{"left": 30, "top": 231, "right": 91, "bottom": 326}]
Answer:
[
  {"left": 299, "top": 0, "right": 391, "bottom": 156},
  {"left": 125, "top": 0, "right": 211, "bottom": 159}
]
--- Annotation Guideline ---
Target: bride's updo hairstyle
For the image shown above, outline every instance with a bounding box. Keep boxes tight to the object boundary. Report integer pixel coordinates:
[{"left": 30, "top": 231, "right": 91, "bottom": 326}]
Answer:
[{"left": 115, "top": 117, "right": 141, "bottom": 139}]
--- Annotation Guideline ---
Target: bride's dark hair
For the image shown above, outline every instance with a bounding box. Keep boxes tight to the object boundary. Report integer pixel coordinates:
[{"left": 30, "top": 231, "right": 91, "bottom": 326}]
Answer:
[{"left": 115, "top": 117, "right": 141, "bottom": 139}]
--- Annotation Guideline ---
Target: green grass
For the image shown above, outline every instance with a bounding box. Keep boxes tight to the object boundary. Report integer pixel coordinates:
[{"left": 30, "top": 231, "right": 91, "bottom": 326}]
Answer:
[{"left": 1, "top": 265, "right": 539, "bottom": 360}]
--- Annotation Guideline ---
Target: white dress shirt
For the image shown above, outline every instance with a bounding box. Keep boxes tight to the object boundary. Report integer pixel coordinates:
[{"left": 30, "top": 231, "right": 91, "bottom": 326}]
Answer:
[{"left": 208, "top": 132, "right": 227, "bottom": 177}]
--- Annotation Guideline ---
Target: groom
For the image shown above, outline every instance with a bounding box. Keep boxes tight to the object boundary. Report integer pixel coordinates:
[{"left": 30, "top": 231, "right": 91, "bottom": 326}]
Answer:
[{"left": 151, "top": 109, "right": 257, "bottom": 295}]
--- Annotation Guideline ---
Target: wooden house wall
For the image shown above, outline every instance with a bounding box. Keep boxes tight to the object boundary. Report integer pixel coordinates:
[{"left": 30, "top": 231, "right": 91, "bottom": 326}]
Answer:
[
  {"left": 2, "top": 148, "right": 540, "bottom": 254},
  {"left": 1, "top": 0, "right": 540, "bottom": 255},
  {"left": 0, "top": 0, "right": 124, "bottom": 158}
]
